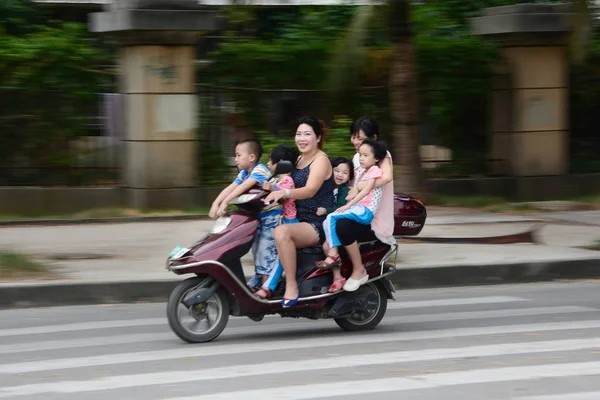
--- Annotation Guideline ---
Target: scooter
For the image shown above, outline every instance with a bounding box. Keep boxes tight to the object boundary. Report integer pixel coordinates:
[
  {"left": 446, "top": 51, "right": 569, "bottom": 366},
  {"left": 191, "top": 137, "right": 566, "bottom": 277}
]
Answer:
[{"left": 165, "top": 161, "right": 427, "bottom": 343}]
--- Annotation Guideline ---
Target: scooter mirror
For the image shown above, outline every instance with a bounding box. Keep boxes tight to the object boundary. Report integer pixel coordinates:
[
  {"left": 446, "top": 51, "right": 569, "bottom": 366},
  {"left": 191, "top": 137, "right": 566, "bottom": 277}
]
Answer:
[{"left": 274, "top": 160, "right": 293, "bottom": 175}]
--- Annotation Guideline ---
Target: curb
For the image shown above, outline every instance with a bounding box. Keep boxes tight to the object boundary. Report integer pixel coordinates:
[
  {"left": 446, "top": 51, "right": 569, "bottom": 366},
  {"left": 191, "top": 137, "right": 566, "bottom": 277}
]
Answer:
[
  {"left": 2, "top": 258, "right": 600, "bottom": 309},
  {"left": 0, "top": 214, "right": 211, "bottom": 227}
]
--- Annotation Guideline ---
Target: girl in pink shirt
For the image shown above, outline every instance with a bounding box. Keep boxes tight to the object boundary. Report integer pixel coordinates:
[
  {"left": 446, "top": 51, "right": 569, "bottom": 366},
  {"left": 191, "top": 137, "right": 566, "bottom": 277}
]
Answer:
[{"left": 317, "top": 139, "right": 387, "bottom": 276}]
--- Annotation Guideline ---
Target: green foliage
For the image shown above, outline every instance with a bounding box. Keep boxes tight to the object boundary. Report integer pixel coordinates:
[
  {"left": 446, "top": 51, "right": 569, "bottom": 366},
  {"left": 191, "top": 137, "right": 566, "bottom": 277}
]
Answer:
[
  {"left": 0, "top": 0, "right": 38, "bottom": 35},
  {"left": 322, "top": 115, "right": 357, "bottom": 159},
  {"left": 207, "top": 7, "right": 356, "bottom": 90},
  {"left": 0, "top": 5, "right": 111, "bottom": 185},
  {"left": 569, "top": 31, "right": 600, "bottom": 173},
  {"left": 206, "top": 3, "right": 511, "bottom": 167},
  {"left": 415, "top": 33, "right": 497, "bottom": 155},
  {"left": 256, "top": 115, "right": 356, "bottom": 162}
]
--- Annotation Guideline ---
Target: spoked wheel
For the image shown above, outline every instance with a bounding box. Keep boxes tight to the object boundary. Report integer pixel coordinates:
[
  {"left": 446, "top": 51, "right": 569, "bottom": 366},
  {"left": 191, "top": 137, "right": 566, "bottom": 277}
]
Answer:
[
  {"left": 334, "top": 282, "right": 387, "bottom": 332},
  {"left": 167, "top": 277, "right": 229, "bottom": 343}
]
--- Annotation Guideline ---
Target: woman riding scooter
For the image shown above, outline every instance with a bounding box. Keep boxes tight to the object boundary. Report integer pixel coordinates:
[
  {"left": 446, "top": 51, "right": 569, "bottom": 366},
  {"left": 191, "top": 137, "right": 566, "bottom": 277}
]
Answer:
[{"left": 264, "top": 116, "right": 335, "bottom": 307}]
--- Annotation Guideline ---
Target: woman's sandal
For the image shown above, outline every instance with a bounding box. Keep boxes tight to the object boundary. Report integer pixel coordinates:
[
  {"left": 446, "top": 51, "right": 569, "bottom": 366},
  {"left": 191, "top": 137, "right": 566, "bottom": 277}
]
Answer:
[
  {"left": 328, "top": 277, "right": 347, "bottom": 293},
  {"left": 315, "top": 254, "right": 341, "bottom": 270},
  {"left": 254, "top": 287, "right": 271, "bottom": 300}
]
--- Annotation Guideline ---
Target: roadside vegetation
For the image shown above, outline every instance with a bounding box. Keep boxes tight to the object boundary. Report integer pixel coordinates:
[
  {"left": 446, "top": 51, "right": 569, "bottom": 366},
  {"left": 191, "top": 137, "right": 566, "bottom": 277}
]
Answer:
[
  {"left": 0, "top": 251, "right": 51, "bottom": 279},
  {"left": 586, "top": 240, "right": 600, "bottom": 251}
]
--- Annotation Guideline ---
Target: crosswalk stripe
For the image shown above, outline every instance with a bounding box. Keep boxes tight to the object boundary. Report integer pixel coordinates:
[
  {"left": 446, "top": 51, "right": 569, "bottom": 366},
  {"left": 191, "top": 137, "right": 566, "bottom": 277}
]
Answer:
[
  {"left": 388, "top": 306, "right": 596, "bottom": 323},
  {"left": 0, "top": 333, "right": 174, "bottom": 355},
  {"left": 2, "top": 318, "right": 600, "bottom": 375},
  {"left": 161, "top": 361, "right": 600, "bottom": 400},
  {"left": 512, "top": 392, "right": 600, "bottom": 400},
  {"left": 1, "top": 306, "right": 594, "bottom": 355},
  {"left": 0, "top": 296, "right": 526, "bottom": 337},
  {"left": 2, "top": 346, "right": 600, "bottom": 398},
  {"left": 0, "top": 318, "right": 165, "bottom": 337},
  {"left": 387, "top": 295, "right": 526, "bottom": 309}
]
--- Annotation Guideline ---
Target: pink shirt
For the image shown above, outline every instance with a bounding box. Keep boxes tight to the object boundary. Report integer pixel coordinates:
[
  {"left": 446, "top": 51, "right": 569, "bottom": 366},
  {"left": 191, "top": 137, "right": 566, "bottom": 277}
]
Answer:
[
  {"left": 354, "top": 166, "right": 383, "bottom": 212},
  {"left": 273, "top": 175, "right": 296, "bottom": 220},
  {"left": 353, "top": 151, "right": 395, "bottom": 245}
]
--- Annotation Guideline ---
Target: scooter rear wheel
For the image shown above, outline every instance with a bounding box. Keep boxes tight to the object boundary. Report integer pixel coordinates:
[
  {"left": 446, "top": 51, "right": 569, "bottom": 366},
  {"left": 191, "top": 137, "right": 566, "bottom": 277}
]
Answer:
[
  {"left": 334, "top": 282, "right": 387, "bottom": 332},
  {"left": 167, "top": 276, "right": 229, "bottom": 343}
]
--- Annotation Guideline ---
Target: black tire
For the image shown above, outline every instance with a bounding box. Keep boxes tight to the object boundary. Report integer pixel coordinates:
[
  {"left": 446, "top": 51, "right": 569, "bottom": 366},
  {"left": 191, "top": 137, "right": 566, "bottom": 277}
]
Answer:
[
  {"left": 334, "top": 282, "right": 387, "bottom": 332},
  {"left": 167, "top": 277, "right": 230, "bottom": 343}
]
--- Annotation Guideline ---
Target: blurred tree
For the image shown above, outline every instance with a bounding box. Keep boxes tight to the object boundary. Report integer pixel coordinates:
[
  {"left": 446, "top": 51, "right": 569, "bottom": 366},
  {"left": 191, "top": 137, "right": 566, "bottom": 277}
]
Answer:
[
  {"left": 0, "top": 1, "right": 111, "bottom": 185},
  {"left": 329, "top": 0, "right": 592, "bottom": 199},
  {"left": 0, "top": 0, "right": 38, "bottom": 36}
]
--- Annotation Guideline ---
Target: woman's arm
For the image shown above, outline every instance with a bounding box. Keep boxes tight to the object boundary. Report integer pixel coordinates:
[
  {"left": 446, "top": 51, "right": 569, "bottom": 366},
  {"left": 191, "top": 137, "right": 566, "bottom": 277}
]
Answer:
[{"left": 354, "top": 155, "right": 392, "bottom": 190}]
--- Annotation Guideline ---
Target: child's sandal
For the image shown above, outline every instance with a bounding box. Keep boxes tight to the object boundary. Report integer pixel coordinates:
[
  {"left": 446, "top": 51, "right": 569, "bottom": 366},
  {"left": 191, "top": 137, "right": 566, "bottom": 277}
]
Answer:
[
  {"left": 328, "top": 277, "right": 346, "bottom": 293},
  {"left": 315, "top": 254, "right": 341, "bottom": 270}
]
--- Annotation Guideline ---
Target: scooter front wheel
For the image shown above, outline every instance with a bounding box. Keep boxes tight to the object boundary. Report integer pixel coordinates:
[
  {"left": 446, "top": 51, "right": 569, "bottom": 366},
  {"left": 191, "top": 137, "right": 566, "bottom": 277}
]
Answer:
[{"left": 167, "top": 276, "right": 229, "bottom": 343}]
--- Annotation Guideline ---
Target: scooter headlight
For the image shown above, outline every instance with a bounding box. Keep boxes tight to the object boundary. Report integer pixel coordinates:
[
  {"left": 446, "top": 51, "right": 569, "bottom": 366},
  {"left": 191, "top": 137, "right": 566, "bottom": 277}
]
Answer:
[
  {"left": 229, "top": 193, "right": 258, "bottom": 205},
  {"left": 210, "top": 216, "right": 232, "bottom": 234}
]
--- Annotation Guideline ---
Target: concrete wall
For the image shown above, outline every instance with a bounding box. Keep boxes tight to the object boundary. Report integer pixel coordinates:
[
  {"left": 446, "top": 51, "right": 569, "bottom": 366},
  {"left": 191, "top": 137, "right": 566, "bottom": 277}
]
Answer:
[{"left": 1, "top": 175, "right": 599, "bottom": 215}]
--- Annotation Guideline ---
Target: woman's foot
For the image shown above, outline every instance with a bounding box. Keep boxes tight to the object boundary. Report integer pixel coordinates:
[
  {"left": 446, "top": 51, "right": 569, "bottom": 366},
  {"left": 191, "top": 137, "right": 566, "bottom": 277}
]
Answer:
[
  {"left": 328, "top": 277, "right": 346, "bottom": 293},
  {"left": 315, "top": 254, "right": 341, "bottom": 270},
  {"left": 343, "top": 269, "right": 369, "bottom": 292},
  {"left": 282, "top": 288, "right": 300, "bottom": 308},
  {"left": 254, "top": 287, "right": 271, "bottom": 299}
]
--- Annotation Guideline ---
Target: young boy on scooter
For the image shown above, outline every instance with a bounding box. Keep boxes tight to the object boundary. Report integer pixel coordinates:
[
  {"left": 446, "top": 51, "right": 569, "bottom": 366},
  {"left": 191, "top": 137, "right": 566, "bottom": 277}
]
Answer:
[{"left": 209, "top": 139, "right": 277, "bottom": 290}]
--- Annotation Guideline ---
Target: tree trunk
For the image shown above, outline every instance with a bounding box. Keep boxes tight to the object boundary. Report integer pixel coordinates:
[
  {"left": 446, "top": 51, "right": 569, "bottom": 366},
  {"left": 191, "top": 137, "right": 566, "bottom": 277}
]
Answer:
[{"left": 388, "top": 0, "right": 429, "bottom": 201}]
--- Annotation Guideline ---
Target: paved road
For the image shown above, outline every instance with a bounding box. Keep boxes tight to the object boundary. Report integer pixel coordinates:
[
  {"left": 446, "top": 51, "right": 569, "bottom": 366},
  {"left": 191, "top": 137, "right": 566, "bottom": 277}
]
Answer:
[{"left": 1, "top": 281, "right": 600, "bottom": 399}]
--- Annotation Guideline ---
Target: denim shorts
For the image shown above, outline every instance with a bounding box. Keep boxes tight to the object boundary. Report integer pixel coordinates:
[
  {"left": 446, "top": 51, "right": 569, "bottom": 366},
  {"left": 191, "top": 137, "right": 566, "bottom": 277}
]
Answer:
[{"left": 252, "top": 212, "right": 281, "bottom": 276}]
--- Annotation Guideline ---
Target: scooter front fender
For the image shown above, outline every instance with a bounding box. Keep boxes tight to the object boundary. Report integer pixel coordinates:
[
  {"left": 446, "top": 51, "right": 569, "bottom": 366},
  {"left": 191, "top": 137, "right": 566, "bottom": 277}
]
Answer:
[
  {"left": 168, "top": 260, "right": 278, "bottom": 315},
  {"left": 182, "top": 278, "right": 220, "bottom": 306}
]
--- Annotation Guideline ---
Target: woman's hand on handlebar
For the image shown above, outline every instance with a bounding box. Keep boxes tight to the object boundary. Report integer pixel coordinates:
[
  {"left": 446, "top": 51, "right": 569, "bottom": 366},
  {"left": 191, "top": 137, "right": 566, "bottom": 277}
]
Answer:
[{"left": 264, "top": 190, "right": 285, "bottom": 206}]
